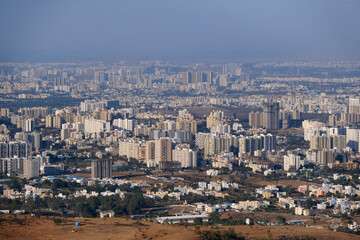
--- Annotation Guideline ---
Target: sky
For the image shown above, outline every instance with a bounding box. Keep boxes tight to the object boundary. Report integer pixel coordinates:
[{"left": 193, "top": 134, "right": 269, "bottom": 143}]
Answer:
[{"left": 0, "top": 0, "right": 359, "bottom": 62}]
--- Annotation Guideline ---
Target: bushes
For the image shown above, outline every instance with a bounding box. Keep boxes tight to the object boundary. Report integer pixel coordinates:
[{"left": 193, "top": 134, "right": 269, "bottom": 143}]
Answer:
[
  {"left": 53, "top": 218, "right": 63, "bottom": 225},
  {"left": 200, "top": 228, "right": 245, "bottom": 240}
]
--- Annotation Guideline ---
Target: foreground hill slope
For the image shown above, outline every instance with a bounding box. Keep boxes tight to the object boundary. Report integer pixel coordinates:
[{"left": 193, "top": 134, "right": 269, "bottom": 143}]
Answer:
[{"left": 0, "top": 216, "right": 359, "bottom": 240}]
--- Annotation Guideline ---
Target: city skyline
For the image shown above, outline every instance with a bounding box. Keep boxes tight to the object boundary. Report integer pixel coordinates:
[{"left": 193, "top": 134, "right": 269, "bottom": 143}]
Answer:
[{"left": 1, "top": 1, "right": 360, "bottom": 239}]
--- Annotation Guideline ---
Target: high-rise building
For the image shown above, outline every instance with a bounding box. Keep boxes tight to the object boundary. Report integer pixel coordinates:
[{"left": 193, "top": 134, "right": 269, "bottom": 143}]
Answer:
[
  {"left": 195, "top": 132, "right": 212, "bottom": 149},
  {"left": 210, "top": 124, "right": 231, "bottom": 134},
  {"left": 45, "top": 115, "right": 53, "bottom": 128},
  {"left": 204, "top": 134, "right": 237, "bottom": 156},
  {"left": 176, "top": 109, "right": 197, "bottom": 134},
  {"left": 0, "top": 108, "right": 10, "bottom": 118},
  {"left": 349, "top": 98, "right": 360, "bottom": 114},
  {"left": 84, "top": 119, "right": 111, "bottom": 134},
  {"left": 113, "top": 118, "right": 135, "bottom": 131},
  {"left": 249, "top": 111, "right": 263, "bottom": 128},
  {"left": 183, "top": 72, "right": 192, "bottom": 84},
  {"left": 206, "top": 111, "right": 225, "bottom": 129},
  {"left": 183, "top": 71, "right": 213, "bottom": 85},
  {"left": 51, "top": 115, "right": 65, "bottom": 129},
  {"left": 238, "top": 134, "right": 276, "bottom": 157},
  {"left": 207, "top": 72, "right": 213, "bottom": 85},
  {"left": 24, "top": 157, "right": 39, "bottom": 179},
  {"left": 340, "top": 112, "right": 360, "bottom": 124},
  {"left": 310, "top": 135, "right": 346, "bottom": 150},
  {"left": 100, "top": 110, "right": 112, "bottom": 121},
  {"left": 0, "top": 141, "right": 28, "bottom": 158},
  {"left": 346, "top": 128, "right": 360, "bottom": 152},
  {"left": 80, "top": 100, "right": 106, "bottom": 113},
  {"left": 262, "top": 102, "right": 280, "bottom": 130},
  {"left": 328, "top": 114, "right": 337, "bottom": 127},
  {"left": 172, "top": 146, "right": 197, "bottom": 168},
  {"left": 18, "top": 118, "right": 35, "bottom": 132},
  {"left": 0, "top": 157, "right": 25, "bottom": 175},
  {"left": 118, "top": 140, "right": 144, "bottom": 160},
  {"left": 155, "top": 138, "right": 172, "bottom": 170},
  {"left": 284, "top": 154, "right": 304, "bottom": 171},
  {"left": 318, "top": 150, "right": 335, "bottom": 165},
  {"left": 91, "top": 159, "right": 112, "bottom": 179},
  {"left": 145, "top": 141, "right": 156, "bottom": 163},
  {"left": 15, "top": 132, "right": 42, "bottom": 150}
]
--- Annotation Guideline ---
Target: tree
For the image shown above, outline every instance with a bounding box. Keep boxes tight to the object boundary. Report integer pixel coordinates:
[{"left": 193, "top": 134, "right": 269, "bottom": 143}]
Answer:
[
  {"left": 53, "top": 218, "right": 63, "bottom": 225},
  {"left": 10, "top": 179, "right": 22, "bottom": 191},
  {"left": 275, "top": 215, "right": 286, "bottom": 225},
  {"left": 125, "top": 192, "right": 145, "bottom": 215},
  {"left": 150, "top": 186, "right": 159, "bottom": 193},
  {"left": 23, "top": 198, "right": 35, "bottom": 213},
  {"left": 209, "top": 212, "right": 221, "bottom": 224},
  {"left": 305, "top": 198, "right": 317, "bottom": 209},
  {"left": 194, "top": 218, "right": 203, "bottom": 225}
]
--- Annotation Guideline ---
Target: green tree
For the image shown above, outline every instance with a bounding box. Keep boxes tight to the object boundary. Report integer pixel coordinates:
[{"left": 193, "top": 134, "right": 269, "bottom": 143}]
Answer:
[
  {"left": 275, "top": 215, "right": 286, "bottom": 225},
  {"left": 209, "top": 212, "right": 221, "bottom": 225}
]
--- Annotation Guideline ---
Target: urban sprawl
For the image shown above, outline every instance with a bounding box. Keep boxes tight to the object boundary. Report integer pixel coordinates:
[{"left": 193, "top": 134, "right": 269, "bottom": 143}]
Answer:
[{"left": 1, "top": 61, "right": 360, "bottom": 235}]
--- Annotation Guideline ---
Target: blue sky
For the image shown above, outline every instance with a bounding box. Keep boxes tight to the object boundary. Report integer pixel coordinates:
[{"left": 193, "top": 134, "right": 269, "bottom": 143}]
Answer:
[{"left": 0, "top": 0, "right": 359, "bottom": 61}]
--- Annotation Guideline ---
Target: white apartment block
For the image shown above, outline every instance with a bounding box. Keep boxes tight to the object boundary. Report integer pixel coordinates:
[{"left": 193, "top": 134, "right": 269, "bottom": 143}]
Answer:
[
  {"left": 172, "top": 146, "right": 197, "bottom": 168},
  {"left": 284, "top": 154, "right": 305, "bottom": 171},
  {"left": 211, "top": 124, "right": 231, "bottom": 134},
  {"left": 80, "top": 100, "right": 106, "bottom": 112},
  {"left": 118, "top": 140, "right": 143, "bottom": 160},
  {"left": 84, "top": 119, "right": 110, "bottom": 134},
  {"left": 113, "top": 118, "right": 135, "bottom": 131},
  {"left": 346, "top": 128, "right": 360, "bottom": 152}
]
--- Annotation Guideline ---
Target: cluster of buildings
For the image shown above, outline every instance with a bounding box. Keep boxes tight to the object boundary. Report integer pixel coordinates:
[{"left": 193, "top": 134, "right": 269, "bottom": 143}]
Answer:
[{"left": 3, "top": 61, "right": 360, "bottom": 233}]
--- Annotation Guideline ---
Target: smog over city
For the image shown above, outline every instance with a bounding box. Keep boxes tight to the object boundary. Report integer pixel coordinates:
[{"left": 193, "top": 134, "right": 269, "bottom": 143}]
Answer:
[{"left": 0, "top": 1, "right": 360, "bottom": 239}]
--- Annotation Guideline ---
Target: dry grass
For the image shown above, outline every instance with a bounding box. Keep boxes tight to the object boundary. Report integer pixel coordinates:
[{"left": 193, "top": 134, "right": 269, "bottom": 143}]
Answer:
[{"left": 0, "top": 216, "right": 358, "bottom": 240}]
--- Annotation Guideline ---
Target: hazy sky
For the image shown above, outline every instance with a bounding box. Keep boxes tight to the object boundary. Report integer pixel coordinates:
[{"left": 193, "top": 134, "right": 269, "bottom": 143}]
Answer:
[{"left": 0, "top": 0, "right": 359, "bottom": 61}]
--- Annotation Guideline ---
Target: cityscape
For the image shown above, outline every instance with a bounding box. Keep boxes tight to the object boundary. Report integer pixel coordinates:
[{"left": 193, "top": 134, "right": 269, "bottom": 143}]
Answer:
[{"left": 1, "top": 1, "right": 360, "bottom": 240}]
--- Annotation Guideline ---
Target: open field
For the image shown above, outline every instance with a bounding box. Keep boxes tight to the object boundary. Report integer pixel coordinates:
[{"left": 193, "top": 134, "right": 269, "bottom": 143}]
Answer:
[
  {"left": 72, "top": 171, "right": 321, "bottom": 189},
  {"left": 247, "top": 174, "right": 321, "bottom": 188},
  {"left": 0, "top": 215, "right": 359, "bottom": 240}
]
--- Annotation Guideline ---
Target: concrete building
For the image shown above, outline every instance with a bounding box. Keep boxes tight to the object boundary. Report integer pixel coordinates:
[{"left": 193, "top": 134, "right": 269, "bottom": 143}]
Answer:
[
  {"left": 349, "top": 98, "right": 360, "bottom": 114},
  {"left": 0, "top": 141, "right": 28, "bottom": 158},
  {"left": 204, "top": 134, "right": 236, "bottom": 156},
  {"left": 249, "top": 111, "right": 263, "bottom": 128},
  {"left": 176, "top": 109, "right": 197, "bottom": 134},
  {"left": 262, "top": 102, "right": 279, "bottom": 130},
  {"left": 91, "top": 159, "right": 112, "bottom": 179},
  {"left": 284, "top": 154, "right": 305, "bottom": 171},
  {"left": 155, "top": 138, "right": 172, "bottom": 170},
  {"left": 238, "top": 134, "right": 276, "bottom": 157},
  {"left": 318, "top": 150, "right": 335, "bottom": 165},
  {"left": 310, "top": 135, "right": 346, "bottom": 150},
  {"left": 80, "top": 99, "right": 106, "bottom": 113},
  {"left": 145, "top": 141, "right": 156, "bottom": 163},
  {"left": 156, "top": 215, "right": 209, "bottom": 224},
  {"left": 172, "top": 145, "right": 197, "bottom": 168},
  {"left": 84, "top": 118, "right": 110, "bottom": 134},
  {"left": 23, "top": 157, "right": 39, "bottom": 179},
  {"left": 206, "top": 111, "right": 225, "bottom": 129},
  {"left": 0, "top": 157, "right": 25, "bottom": 175},
  {"left": 118, "top": 140, "right": 145, "bottom": 160},
  {"left": 210, "top": 124, "right": 231, "bottom": 134},
  {"left": 195, "top": 132, "right": 212, "bottom": 149},
  {"left": 346, "top": 128, "right": 360, "bottom": 151},
  {"left": 113, "top": 118, "right": 135, "bottom": 131},
  {"left": 24, "top": 119, "right": 34, "bottom": 132}
]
